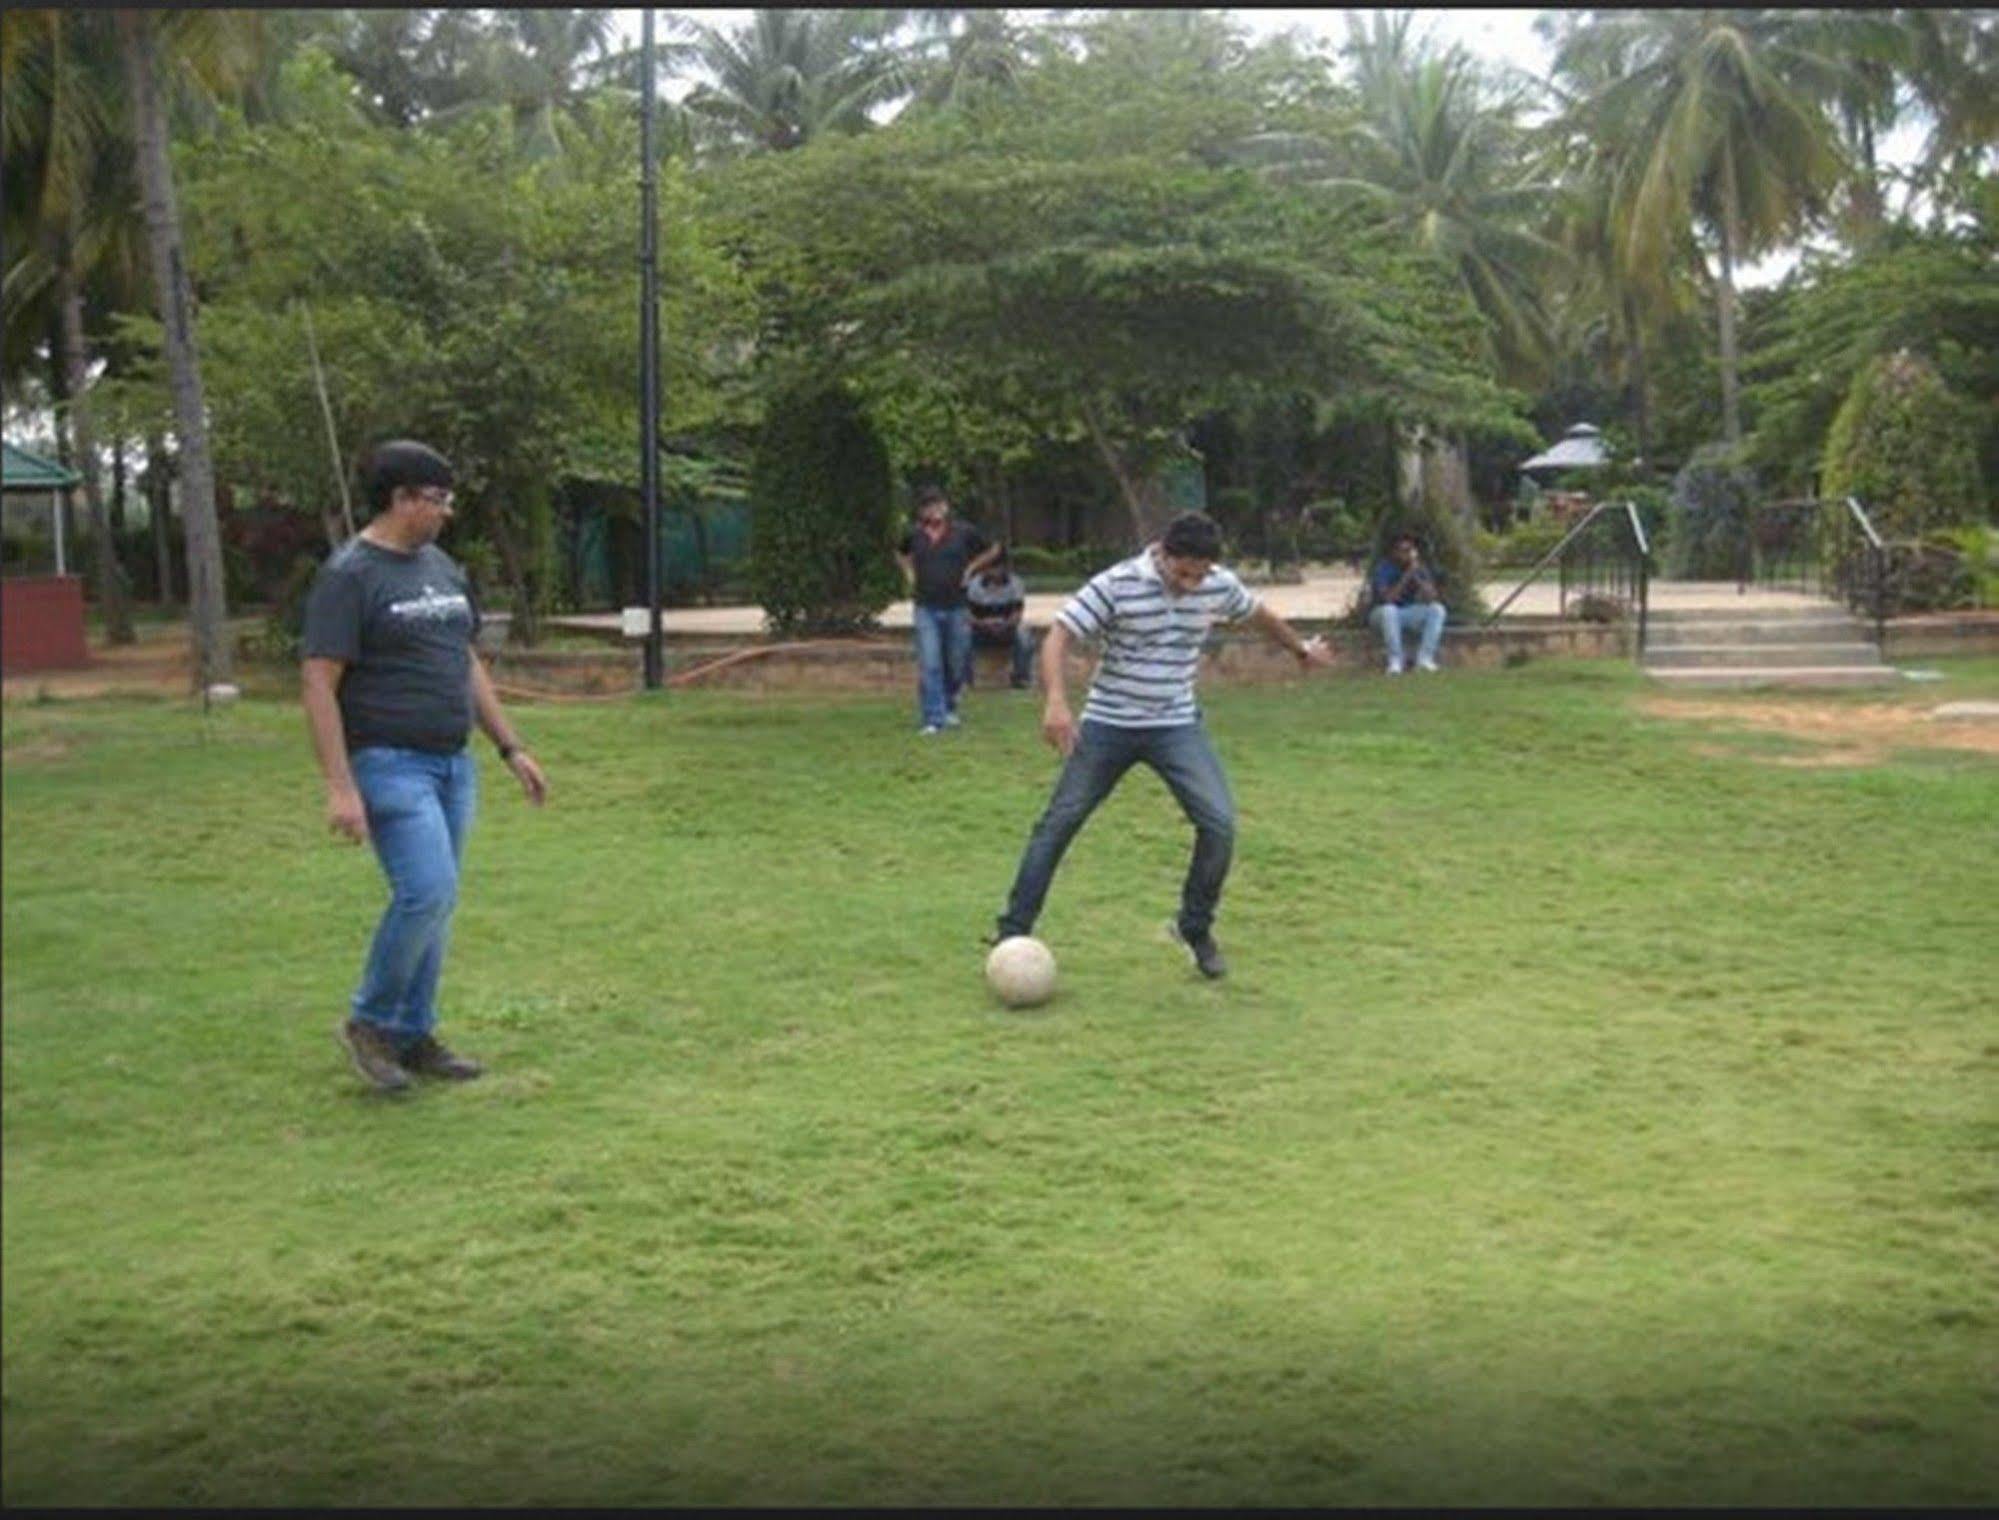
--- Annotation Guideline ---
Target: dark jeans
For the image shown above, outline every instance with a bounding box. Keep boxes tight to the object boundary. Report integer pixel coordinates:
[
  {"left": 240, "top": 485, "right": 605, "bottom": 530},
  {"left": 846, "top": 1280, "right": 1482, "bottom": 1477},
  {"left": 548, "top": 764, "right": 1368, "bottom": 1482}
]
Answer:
[
  {"left": 967, "top": 621, "right": 1036, "bottom": 687},
  {"left": 999, "top": 719, "right": 1236, "bottom": 940}
]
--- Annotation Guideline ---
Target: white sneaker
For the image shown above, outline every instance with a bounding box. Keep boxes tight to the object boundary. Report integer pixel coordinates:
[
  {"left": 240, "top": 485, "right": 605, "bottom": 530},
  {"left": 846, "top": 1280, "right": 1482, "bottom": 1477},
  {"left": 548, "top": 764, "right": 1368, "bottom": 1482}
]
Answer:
[
  {"left": 1385, "top": 659, "right": 1405, "bottom": 676},
  {"left": 919, "top": 724, "right": 943, "bottom": 736},
  {"left": 943, "top": 711, "right": 962, "bottom": 728},
  {"left": 1416, "top": 656, "right": 1439, "bottom": 672}
]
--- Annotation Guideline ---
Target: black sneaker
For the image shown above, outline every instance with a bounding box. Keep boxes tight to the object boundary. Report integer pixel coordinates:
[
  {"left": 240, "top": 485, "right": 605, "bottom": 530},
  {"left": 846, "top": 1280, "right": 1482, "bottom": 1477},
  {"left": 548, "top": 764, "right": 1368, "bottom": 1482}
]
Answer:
[
  {"left": 1168, "top": 921, "right": 1228, "bottom": 980},
  {"left": 338, "top": 1018, "right": 412, "bottom": 1092},
  {"left": 402, "top": 1034, "right": 483, "bottom": 1081}
]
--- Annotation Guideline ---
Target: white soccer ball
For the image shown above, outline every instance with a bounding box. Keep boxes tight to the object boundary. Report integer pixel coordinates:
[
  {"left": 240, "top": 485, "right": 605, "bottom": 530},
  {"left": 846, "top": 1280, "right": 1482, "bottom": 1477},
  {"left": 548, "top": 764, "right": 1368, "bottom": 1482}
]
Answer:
[{"left": 985, "top": 935, "right": 1057, "bottom": 1008}]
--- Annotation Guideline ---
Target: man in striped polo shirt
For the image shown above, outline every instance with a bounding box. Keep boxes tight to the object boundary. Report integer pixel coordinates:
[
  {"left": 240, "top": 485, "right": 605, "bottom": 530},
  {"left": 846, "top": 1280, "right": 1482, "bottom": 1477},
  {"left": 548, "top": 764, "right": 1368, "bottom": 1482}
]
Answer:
[{"left": 992, "top": 511, "right": 1332, "bottom": 978}]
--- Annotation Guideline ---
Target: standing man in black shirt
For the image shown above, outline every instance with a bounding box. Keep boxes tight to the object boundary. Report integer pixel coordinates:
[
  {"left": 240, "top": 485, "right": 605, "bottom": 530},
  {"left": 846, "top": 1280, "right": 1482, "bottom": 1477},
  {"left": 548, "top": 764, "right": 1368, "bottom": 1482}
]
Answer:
[
  {"left": 896, "top": 485, "right": 1001, "bottom": 734},
  {"left": 300, "top": 440, "right": 549, "bottom": 1093}
]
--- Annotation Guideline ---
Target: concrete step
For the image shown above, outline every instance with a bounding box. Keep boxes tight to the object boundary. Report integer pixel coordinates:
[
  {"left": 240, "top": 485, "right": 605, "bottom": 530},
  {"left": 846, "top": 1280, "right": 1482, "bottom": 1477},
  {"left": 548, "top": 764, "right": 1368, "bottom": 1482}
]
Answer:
[
  {"left": 1646, "top": 616, "right": 1869, "bottom": 648},
  {"left": 1647, "top": 601, "right": 1850, "bottom": 622},
  {"left": 1644, "top": 641, "right": 1884, "bottom": 670},
  {"left": 1646, "top": 665, "right": 1901, "bottom": 690}
]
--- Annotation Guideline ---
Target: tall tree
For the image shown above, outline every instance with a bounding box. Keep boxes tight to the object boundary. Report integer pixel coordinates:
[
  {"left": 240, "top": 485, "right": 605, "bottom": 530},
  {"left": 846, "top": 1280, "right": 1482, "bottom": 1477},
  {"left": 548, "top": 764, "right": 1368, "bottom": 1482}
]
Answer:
[
  {"left": 4, "top": 10, "right": 148, "bottom": 638},
  {"left": 114, "top": 9, "right": 263, "bottom": 688},
  {"left": 1548, "top": 10, "right": 1848, "bottom": 447},
  {"left": 661, "top": 8, "right": 912, "bottom": 155}
]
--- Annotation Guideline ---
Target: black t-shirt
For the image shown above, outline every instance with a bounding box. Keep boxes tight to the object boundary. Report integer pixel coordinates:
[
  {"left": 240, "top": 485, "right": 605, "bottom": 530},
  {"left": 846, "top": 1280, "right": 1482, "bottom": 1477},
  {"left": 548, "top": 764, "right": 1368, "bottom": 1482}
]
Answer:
[
  {"left": 899, "top": 521, "right": 988, "bottom": 610},
  {"left": 300, "top": 537, "right": 481, "bottom": 754}
]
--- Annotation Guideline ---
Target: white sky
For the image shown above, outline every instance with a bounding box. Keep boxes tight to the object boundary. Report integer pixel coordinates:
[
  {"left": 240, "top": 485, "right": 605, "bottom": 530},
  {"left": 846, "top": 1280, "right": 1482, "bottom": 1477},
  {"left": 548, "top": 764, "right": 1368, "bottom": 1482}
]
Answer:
[{"left": 617, "top": 8, "right": 1930, "bottom": 287}]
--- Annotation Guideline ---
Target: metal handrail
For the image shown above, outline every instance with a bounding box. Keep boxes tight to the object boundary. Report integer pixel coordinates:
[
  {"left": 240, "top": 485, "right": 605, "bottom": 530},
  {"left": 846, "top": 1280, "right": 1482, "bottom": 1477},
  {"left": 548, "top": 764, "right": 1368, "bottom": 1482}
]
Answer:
[
  {"left": 1482, "top": 500, "right": 1617, "bottom": 624},
  {"left": 1483, "top": 498, "right": 1653, "bottom": 658},
  {"left": 1845, "top": 495, "right": 1887, "bottom": 645},
  {"left": 1623, "top": 501, "right": 1651, "bottom": 654},
  {"left": 1739, "top": 495, "right": 1888, "bottom": 647},
  {"left": 1843, "top": 494, "right": 1884, "bottom": 553}
]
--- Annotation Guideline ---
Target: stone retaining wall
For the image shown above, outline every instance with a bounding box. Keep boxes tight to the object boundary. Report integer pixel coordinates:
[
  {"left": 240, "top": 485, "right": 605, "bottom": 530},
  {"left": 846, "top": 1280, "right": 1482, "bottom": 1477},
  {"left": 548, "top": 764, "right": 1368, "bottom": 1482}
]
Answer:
[
  {"left": 486, "top": 617, "right": 1633, "bottom": 695},
  {"left": 1883, "top": 612, "right": 1999, "bottom": 660},
  {"left": 487, "top": 612, "right": 1999, "bottom": 697}
]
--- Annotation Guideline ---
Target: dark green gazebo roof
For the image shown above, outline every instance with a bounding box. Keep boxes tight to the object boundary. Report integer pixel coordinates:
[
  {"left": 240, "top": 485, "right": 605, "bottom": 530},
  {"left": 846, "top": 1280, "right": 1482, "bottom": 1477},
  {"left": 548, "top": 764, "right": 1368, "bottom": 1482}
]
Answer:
[{"left": 2, "top": 441, "right": 78, "bottom": 492}]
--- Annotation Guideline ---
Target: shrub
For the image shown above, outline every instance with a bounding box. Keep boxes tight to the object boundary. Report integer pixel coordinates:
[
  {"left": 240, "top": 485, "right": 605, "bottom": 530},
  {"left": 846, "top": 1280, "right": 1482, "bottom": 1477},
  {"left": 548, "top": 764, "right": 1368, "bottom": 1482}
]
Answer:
[
  {"left": 222, "top": 503, "right": 327, "bottom": 606},
  {"left": 1938, "top": 523, "right": 1999, "bottom": 608},
  {"left": 1295, "top": 498, "right": 1372, "bottom": 561},
  {"left": 247, "top": 552, "right": 326, "bottom": 662},
  {"left": 1667, "top": 445, "right": 1758, "bottom": 579},
  {"left": 748, "top": 383, "right": 901, "bottom": 635},
  {"left": 1623, "top": 484, "right": 1671, "bottom": 560},
  {"left": 1821, "top": 351, "right": 1986, "bottom": 537},
  {"left": 1568, "top": 591, "right": 1627, "bottom": 623},
  {"left": 1480, "top": 515, "right": 1569, "bottom": 569}
]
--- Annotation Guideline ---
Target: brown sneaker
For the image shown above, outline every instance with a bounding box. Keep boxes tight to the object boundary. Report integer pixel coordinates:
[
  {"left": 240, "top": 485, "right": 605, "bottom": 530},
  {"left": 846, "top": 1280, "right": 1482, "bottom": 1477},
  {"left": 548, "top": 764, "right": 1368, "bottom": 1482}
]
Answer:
[
  {"left": 338, "top": 1018, "right": 412, "bottom": 1093},
  {"left": 402, "top": 1034, "right": 483, "bottom": 1081}
]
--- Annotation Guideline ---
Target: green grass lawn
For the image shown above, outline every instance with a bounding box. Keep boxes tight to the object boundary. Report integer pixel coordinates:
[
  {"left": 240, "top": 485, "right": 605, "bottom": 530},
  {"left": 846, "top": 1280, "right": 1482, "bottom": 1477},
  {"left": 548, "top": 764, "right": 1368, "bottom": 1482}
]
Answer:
[{"left": 4, "top": 659, "right": 1995, "bottom": 1507}]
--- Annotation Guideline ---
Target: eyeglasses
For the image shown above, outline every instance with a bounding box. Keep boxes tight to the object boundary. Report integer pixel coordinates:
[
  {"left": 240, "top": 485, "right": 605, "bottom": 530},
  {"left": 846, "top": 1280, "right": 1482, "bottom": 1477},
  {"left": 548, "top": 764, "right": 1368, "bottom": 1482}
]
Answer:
[{"left": 416, "top": 487, "right": 454, "bottom": 508}]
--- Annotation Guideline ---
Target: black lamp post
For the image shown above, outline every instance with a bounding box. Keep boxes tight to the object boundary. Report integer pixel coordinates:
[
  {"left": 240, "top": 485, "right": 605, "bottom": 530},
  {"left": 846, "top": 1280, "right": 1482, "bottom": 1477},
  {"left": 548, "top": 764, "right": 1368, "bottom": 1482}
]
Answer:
[{"left": 640, "top": 6, "right": 664, "bottom": 688}]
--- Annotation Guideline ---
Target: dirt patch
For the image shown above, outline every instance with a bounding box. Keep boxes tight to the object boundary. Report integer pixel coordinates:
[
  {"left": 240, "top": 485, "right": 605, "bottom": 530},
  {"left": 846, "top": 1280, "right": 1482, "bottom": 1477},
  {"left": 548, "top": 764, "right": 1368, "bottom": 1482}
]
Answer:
[
  {"left": 1, "top": 629, "right": 195, "bottom": 702},
  {"left": 1, "top": 733, "right": 76, "bottom": 765},
  {"left": 1646, "top": 697, "right": 1999, "bottom": 767}
]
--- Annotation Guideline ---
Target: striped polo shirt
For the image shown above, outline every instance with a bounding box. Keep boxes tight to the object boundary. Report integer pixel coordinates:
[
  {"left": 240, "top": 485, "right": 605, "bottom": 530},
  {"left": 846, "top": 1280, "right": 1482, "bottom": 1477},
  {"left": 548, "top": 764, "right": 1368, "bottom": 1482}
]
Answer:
[{"left": 1056, "top": 549, "right": 1259, "bottom": 728}]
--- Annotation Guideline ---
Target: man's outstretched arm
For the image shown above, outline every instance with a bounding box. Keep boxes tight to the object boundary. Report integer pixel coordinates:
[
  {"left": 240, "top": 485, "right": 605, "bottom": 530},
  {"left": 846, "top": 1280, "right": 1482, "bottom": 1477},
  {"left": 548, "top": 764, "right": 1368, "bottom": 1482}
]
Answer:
[{"left": 1248, "top": 602, "right": 1333, "bottom": 668}]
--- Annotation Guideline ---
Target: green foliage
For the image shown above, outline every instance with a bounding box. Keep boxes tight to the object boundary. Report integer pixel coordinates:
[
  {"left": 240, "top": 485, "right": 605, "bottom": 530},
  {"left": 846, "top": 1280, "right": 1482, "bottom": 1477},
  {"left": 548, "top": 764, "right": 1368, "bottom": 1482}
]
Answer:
[
  {"left": 1820, "top": 351, "right": 1987, "bottom": 538},
  {"left": 713, "top": 57, "right": 1520, "bottom": 541},
  {"left": 101, "top": 42, "right": 750, "bottom": 642},
  {"left": 1878, "top": 538, "right": 1980, "bottom": 613},
  {"left": 1937, "top": 523, "right": 1999, "bottom": 609},
  {"left": 1744, "top": 212, "right": 1999, "bottom": 494},
  {"left": 1667, "top": 445, "right": 1759, "bottom": 579},
  {"left": 747, "top": 381, "right": 900, "bottom": 634},
  {"left": 1294, "top": 498, "right": 1374, "bottom": 561},
  {"left": 1006, "top": 543, "right": 1111, "bottom": 582},
  {"left": 1476, "top": 514, "right": 1569, "bottom": 569}
]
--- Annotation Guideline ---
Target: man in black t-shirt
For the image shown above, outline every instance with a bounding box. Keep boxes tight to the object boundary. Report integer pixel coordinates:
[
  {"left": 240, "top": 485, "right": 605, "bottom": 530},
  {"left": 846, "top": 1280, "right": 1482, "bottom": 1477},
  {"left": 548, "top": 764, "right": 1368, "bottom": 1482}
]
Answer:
[
  {"left": 300, "top": 440, "right": 550, "bottom": 1093},
  {"left": 895, "top": 485, "right": 1000, "bottom": 733}
]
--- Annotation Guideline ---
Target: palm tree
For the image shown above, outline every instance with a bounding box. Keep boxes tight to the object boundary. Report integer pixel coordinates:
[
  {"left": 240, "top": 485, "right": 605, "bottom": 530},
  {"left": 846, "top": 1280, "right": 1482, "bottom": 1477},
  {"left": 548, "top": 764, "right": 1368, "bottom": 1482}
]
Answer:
[
  {"left": 114, "top": 8, "right": 264, "bottom": 689},
  {"left": 1227, "top": 12, "right": 1565, "bottom": 387},
  {"left": 661, "top": 9, "right": 913, "bottom": 156},
  {"left": 1548, "top": 10, "right": 1848, "bottom": 447},
  {"left": 1898, "top": 8, "right": 1999, "bottom": 207},
  {"left": 484, "top": 9, "right": 619, "bottom": 164},
  {"left": 904, "top": 9, "right": 1036, "bottom": 111},
  {"left": 4, "top": 10, "right": 138, "bottom": 640}
]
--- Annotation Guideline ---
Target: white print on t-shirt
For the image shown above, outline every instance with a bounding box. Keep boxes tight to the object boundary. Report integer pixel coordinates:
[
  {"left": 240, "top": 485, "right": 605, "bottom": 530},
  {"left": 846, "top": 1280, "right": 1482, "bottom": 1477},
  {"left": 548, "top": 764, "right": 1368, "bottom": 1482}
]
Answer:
[{"left": 387, "top": 584, "right": 472, "bottom": 623}]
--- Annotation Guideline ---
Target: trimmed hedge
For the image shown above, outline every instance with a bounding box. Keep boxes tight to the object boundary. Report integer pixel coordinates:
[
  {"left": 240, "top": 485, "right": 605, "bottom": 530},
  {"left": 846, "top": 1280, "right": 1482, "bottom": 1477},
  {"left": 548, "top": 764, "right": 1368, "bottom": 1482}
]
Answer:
[
  {"left": 748, "top": 383, "right": 901, "bottom": 635},
  {"left": 1821, "top": 351, "right": 1986, "bottom": 537}
]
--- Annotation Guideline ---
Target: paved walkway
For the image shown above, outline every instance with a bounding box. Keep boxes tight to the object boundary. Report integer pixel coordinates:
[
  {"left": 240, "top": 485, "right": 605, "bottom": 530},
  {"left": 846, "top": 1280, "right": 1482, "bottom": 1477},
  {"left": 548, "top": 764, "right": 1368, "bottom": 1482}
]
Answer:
[{"left": 556, "top": 573, "right": 1834, "bottom": 639}]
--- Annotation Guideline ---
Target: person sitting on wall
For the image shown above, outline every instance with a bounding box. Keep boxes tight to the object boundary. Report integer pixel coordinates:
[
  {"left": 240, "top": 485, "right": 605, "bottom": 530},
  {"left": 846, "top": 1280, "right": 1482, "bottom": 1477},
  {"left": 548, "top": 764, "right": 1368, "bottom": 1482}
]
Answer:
[
  {"left": 964, "top": 549, "right": 1036, "bottom": 691},
  {"left": 1367, "top": 531, "right": 1447, "bottom": 674}
]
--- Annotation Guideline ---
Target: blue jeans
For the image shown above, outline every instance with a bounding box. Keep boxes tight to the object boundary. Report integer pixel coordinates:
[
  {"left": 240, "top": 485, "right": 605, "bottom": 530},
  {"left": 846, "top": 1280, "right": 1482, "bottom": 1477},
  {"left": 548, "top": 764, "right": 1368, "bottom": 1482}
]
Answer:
[
  {"left": 913, "top": 604, "right": 972, "bottom": 728},
  {"left": 348, "top": 745, "right": 477, "bottom": 1047},
  {"left": 1371, "top": 601, "right": 1446, "bottom": 666},
  {"left": 1000, "top": 719, "right": 1236, "bottom": 940},
  {"left": 968, "top": 622, "right": 1036, "bottom": 687}
]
